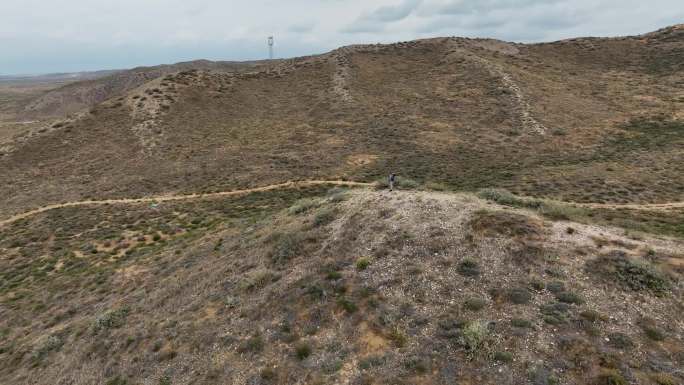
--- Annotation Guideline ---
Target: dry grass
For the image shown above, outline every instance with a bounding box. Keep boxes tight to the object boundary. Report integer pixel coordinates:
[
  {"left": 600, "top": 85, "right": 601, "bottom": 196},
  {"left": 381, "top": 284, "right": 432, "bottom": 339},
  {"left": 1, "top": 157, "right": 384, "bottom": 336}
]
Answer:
[{"left": 0, "top": 188, "right": 682, "bottom": 384}]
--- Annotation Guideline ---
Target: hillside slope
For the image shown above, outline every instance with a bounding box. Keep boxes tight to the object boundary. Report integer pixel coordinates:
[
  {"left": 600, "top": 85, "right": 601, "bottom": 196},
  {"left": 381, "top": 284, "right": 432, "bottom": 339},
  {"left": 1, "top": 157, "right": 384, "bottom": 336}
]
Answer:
[
  {"left": 1, "top": 26, "right": 682, "bottom": 221},
  {"left": 17, "top": 60, "right": 267, "bottom": 119},
  {"left": 0, "top": 187, "right": 682, "bottom": 384}
]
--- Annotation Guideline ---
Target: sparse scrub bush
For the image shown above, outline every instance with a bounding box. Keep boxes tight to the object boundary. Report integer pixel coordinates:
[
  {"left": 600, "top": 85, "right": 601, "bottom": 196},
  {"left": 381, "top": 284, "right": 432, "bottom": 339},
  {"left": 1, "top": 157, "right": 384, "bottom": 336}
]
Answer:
[
  {"left": 260, "top": 367, "right": 277, "bottom": 381},
  {"left": 106, "top": 376, "right": 128, "bottom": 385},
  {"left": 511, "top": 318, "right": 533, "bottom": 328},
  {"left": 579, "top": 310, "right": 604, "bottom": 323},
  {"left": 387, "top": 327, "right": 407, "bottom": 348},
  {"left": 528, "top": 365, "right": 559, "bottom": 385},
  {"left": 424, "top": 181, "right": 448, "bottom": 191},
  {"left": 295, "top": 341, "right": 312, "bottom": 360},
  {"left": 337, "top": 297, "right": 357, "bottom": 313},
  {"left": 477, "top": 188, "right": 541, "bottom": 209},
  {"left": 288, "top": 198, "right": 320, "bottom": 215},
  {"left": 356, "top": 257, "right": 370, "bottom": 271},
  {"left": 650, "top": 373, "right": 677, "bottom": 385},
  {"left": 588, "top": 254, "right": 671, "bottom": 296},
  {"left": 325, "top": 269, "right": 342, "bottom": 280},
  {"left": 529, "top": 279, "right": 545, "bottom": 292},
  {"left": 459, "top": 321, "right": 488, "bottom": 353},
  {"left": 607, "top": 332, "right": 633, "bottom": 349},
  {"left": 359, "top": 355, "right": 385, "bottom": 370},
  {"left": 457, "top": 258, "right": 481, "bottom": 277},
  {"left": 596, "top": 369, "right": 628, "bottom": 385},
  {"left": 93, "top": 307, "right": 130, "bottom": 333},
  {"left": 269, "top": 232, "right": 303, "bottom": 264},
  {"left": 404, "top": 356, "right": 429, "bottom": 374},
  {"left": 327, "top": 187, "right": 349, "bottom": 202},
  {"left": 240, "top": 269, "right": 279, "bottom": 292},
  {"left": 507, "top": 287, "right": 533, "bottom": 304},
  {"left": 639, "top": 321, "right": 666, "bottom": 341},
  {"left": 540, "top": 302, "right": 569, "bottom": 325},
  {"left": 546, "top": 281, "right": 565, "bottom": 293},
  {"left": 538, "top": 202, "right": 586, "bottom": 221},
  {"left": 493, "top": 351, "right": 514, "bottom": 363},
  {"left": 32, "top": 335, "right": 63, "bottom": 361},
  {"left": 464, "top": 297, "right": 487, "bottom": 311},
  {"left": 554, "top": 291, "right": 584, "bottom": 305},
  {"left": 313, "top": 208, "right": 336, "bottom": 227},
  {"left": 238, "top": 335, "right": 264, "bottom": 354}
]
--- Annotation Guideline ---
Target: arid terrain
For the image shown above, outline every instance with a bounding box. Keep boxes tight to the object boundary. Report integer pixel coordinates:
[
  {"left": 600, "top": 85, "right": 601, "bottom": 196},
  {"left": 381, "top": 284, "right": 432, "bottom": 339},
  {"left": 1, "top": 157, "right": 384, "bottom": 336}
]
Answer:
[{"left": 0, "top": 25, "right": 683, "bottom": 385}]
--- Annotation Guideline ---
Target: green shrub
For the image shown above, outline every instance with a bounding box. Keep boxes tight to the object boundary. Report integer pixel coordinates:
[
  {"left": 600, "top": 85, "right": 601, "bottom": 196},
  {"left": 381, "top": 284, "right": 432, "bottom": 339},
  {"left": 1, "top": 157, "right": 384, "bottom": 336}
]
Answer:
[
  {"left": 325, "top": 270, "right": 342, "bottom": 280},
  {"left": 597, "top": 369, "right": 627, "bottom": 385},
  {"left": 159, "top": 376, "right": 172, "bottom": 385},
  {"left": 587, "top": 253, "right": 671, "bottom": 296},
  {"left": 511, "top": 318, "right": 533, "bottom": 328},
  {"left": 387, "top": 328, "right": 407, "bottom": 347},
  {"left": 32, "top": 335, "right": 63, "bottom": 360},
  {"left": 464, "top": 297, "right": 487, "bottom": 311},
  {"left": 459, "top": 321, "right": 488, "bottom": 353},
  {"left": 240, "top": 269, "right": 279, "bottom": 292},
  {"left": 288, "top": 198, "right": 320, "bottom": 215},
  {"left": 555, "top": 291, "right": 584, "bottom": 305},
  {"left": 404, "top": 356, "right": 429, "bottom": 374},
  {"left": 650, "top": 373, "right": 677, "bottom": 385},
  {"left": 313, "top": 208, "right": 336, "bottom": 227},
  {"left": 260, "top": 367, "right": 277, "bottom": 381},
  {"left": 477, "top": 189, "right": 541, "bottom": 209},
  {"left": 397, "top": 177, "right": 419, "bottom": 189},
  {"left": 105, "top": 376, "right": 128, "bottom": 385},
  {"left": 507, "top": 288, "right": 533, "bottom": 305},
  {"left": 613, "top": 258, "right": 670, "bottom": 296},
  {"left": 641, "top": 324, "right": 666, "bottom": 341},
  {"left": 238, "top": 335, "right": 264, "bottom": 353},
  {"left": 337, "top": 297, "right": 357, "bottom": 313},
  {"left": 327, "top": 188, "right": 349, "bottom": 203},
  {"left": 493, "top": 351, "right": 514, "bottom": 363},
  {"left": 356, "top": 257, "right": 371, "bottom": 271},
  {"left": 270, "top": 232, "right": 302, "bottom": 264},
  {"left": 529, "top": 279, "right": 545, "bottom": 292},
  {"left": 359, "top": 355, "right": 385, "bottom": 370},
  {"left": 540, "top": 302, "right": 569, "bottom": 325},
  {"left": 538, "top": 202, "right": 585, "bottom": 221},
  {"left": 579, "top": 310, "right": 604, "bottom": 323},
  {"left": 93, "top": 307, "right": 130, "bottom": 333},
  {"left": 607, "top": 332, "right": 633, "bottom": 349},
  {"left": 295, "top": 342, "right": 312, "bottom": 360},
  {"left": 457, "top": 259, "right": 481, "bottom": 277},
  {"left": 424, "top": 182, "right": 448, "bottom": 191},
  {"left": 546, "top": 281, "right": 565, "bottom": 293}
]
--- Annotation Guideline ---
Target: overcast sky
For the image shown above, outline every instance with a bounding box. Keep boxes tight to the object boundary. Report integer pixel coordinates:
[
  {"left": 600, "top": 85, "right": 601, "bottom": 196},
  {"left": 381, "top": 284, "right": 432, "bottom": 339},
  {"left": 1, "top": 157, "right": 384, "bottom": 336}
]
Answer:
[{"left": 1, "top": 0, "right": 682, "bottom": 75}]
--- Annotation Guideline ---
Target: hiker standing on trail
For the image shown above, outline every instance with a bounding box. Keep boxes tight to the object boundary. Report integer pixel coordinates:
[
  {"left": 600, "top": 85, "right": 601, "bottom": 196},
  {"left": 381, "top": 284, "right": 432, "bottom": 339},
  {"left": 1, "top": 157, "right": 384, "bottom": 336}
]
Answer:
[{"left": 389, "top": 173, "right": 396, "bottom": 191}]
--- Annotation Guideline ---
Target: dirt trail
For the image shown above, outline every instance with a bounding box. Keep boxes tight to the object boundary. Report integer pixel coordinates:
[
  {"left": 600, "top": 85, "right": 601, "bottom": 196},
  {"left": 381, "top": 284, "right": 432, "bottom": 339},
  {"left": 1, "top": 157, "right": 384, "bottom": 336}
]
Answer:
[
  {"left": 0, "top": 180, "right": 372, "bottom": 227},
  {"left": 571, "top": 201, "right": 684, "bottom": 211},
  {"left": 2, "top": 180, "right": 682, "bottom": 228}
]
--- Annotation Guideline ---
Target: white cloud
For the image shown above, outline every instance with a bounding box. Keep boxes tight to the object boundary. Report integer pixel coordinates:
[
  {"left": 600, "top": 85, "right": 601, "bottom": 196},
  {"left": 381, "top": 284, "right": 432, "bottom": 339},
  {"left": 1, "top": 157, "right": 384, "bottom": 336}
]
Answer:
[{"left": 0, "top": 0, "right": 682, "bottom": 74}]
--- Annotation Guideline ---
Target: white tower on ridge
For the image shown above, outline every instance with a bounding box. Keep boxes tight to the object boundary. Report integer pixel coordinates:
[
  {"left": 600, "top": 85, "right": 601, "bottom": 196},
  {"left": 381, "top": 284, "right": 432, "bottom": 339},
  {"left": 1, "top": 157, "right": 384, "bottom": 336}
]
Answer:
[{"left": 268, "top": 36, "right": 274, "bottom": 60}]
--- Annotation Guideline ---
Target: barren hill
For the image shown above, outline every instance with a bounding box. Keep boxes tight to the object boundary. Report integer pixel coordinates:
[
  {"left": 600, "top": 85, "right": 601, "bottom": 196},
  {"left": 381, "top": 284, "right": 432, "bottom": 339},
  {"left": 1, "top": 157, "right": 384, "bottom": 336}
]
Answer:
[
  {"left": 1, "top": 26, "right": 682, "bottom": 220},
  {"left": 17, "top": 60, "right": 268, "bottom": 119},
  {"left": 0, "top": 186, "right": 682, "bottom": 384},
  {"left": 0, "top": 26, "right": 683, "bottom": 385}
]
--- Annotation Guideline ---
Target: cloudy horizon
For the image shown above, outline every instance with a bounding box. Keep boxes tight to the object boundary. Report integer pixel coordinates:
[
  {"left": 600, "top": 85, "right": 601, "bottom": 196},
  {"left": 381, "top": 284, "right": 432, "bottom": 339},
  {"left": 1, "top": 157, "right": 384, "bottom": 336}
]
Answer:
[{"left": 2, "top": 0, "right": 683, "bottom": 75}]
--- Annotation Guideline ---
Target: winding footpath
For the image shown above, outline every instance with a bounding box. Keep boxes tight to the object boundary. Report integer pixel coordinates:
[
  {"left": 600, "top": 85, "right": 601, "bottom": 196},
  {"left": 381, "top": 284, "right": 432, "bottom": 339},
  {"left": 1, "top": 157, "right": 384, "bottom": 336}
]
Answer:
[
  {"left": 0, "top": 180, "right": 372, "bottom": 228},
  {"left": 1, "top": 180, "right": 682, "bottom": 228}
]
